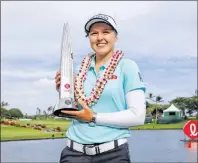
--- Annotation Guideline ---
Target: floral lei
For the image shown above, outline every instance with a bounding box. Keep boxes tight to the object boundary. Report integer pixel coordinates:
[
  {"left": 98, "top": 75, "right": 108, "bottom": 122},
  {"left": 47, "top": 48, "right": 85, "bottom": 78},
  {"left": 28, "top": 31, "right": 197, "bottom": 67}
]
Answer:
[{"left": 74, "top": 50, "right": 124, "bottom": 107}]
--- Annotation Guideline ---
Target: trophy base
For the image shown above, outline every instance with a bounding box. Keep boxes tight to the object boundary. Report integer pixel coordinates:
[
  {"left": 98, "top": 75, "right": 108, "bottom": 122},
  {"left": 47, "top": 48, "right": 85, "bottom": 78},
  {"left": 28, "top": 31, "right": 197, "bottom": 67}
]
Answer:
[
  {"left": 53, "top": 108, "right": 78, "bottom": 118},
  {"left": 53, "top": 97, "right": 78, "bottom": 118}
]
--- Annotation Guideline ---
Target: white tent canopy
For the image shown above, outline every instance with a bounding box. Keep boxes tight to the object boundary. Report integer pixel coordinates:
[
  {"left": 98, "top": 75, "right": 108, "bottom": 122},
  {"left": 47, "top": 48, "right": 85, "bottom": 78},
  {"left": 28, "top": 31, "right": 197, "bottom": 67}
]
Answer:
[{"left": 163, "top": 104, "right": 181, "bottom": 112}]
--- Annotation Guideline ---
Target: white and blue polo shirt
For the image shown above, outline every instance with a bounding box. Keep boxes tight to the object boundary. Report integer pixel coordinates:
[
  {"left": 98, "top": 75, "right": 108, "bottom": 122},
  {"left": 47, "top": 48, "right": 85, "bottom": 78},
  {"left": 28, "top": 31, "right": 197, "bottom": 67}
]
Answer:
[{"left": 66, "top": 54, "right": 146, "bottom": 144}]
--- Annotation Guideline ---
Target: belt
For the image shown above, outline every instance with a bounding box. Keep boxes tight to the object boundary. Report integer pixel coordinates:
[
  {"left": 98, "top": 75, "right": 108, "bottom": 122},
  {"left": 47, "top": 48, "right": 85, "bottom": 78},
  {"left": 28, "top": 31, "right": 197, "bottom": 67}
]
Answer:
[{"left": 66, "top": 138, "right": 127, "bottom": 155}]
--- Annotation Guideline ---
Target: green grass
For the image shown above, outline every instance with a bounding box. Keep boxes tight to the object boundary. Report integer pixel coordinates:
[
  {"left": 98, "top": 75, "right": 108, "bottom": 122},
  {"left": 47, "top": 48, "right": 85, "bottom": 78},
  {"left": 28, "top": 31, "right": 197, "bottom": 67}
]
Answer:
[
  {"left": 17, "top": 119, "right": 71, "bottom": 130},
  {"left": 1, "top": 118, "right": 196, "bottom": 141},
  {"left": 188, "top": 116, "right": 197, "bottom": 120},
  {"left": 131, "top": 120, "right": 188, "bottom": 130},
  {"left": 1, "top": 125, "right": 66, "bottom": 141}
]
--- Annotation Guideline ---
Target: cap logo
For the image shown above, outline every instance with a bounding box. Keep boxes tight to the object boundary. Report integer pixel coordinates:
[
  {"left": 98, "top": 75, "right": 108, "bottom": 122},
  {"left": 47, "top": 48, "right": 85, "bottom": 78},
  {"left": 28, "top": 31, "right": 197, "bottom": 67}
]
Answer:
[{"left": 92, "top": 15, "right": 109, "bottom": 21}]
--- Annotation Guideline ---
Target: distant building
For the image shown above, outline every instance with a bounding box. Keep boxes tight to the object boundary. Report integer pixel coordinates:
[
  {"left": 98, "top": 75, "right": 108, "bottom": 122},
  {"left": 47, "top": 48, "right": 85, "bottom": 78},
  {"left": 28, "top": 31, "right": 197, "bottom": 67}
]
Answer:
[{"left": 163, "top": 104, "right": 182, "bottom": 118}]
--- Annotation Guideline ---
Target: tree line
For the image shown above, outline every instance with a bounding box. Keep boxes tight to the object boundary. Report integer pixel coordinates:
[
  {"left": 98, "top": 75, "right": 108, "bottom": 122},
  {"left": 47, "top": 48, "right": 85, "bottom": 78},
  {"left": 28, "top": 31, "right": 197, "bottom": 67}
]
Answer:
[
  {"left": 146, "top": 89, "right": 198, "bottom": 119},
  {"left": 1, "top": 89, "right": 197, "bottom": 119},
  {"left": 1, "top": 101, "right": 55, "bottom": 119}
]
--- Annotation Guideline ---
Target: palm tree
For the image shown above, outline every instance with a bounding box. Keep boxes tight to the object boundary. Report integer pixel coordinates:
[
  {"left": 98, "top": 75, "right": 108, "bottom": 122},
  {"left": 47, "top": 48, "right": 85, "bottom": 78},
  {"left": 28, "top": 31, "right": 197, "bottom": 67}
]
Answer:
[
  {"left": 47, "top": 106, "right": 53, "bottom": 116},
  {"left": 147, "top": 93, "right": 155, "bottom": 102},
  {"left": 36, "top": 107, "right": 41, "bottom": 119},
  {"left": 155, "top": 95, "right": 164, "bottom": 120},
  {"left": 1, "top": 101, "right": 9, "bottom": 108},
  {"left": 147, "top": 93, "right": 163, "bottom": 121},
  {"left": 146, "top": 101, "right": 150, "bottom": 109},
  {"left": 36, "top": 107, "right": 41, "bottom": 115},
  {"left": 43, "top": 110, "right": 47, "bottom": 119}
]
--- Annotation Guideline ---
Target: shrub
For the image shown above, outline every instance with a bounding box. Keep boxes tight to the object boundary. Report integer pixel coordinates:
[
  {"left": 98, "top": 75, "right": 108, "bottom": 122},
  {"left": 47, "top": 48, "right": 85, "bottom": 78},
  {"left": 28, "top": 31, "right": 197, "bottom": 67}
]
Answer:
[
  {"left": 56, "top": 126, "right": 61, "bottom": 132},
  {"left": 41, "top": 124, "right": 46, "bottom": 128},
  {"left": 10, "top": 121, "right": 16, "bottom": 126},
  {"left": 20, "top": 125, "right": 26, "bottom": 128},
  {"left": 33, "top": 126, "right": 42, "bottom": 131},
  {"left": 2, "top": 120, "right": 10, "bottom": 125},
  {"left": 157, "top": 117, "right": 184, "bottom": 124},
  {"left": 38, "top": 127, "right": 43, "bottom": 131},
  {"left": 34, "top": 126, "right": 39, "bottom": 129},
  {"left": 2, "top": 120, "right": 6, "bottom": 125},
  {"left": 33, "top": 126, "right": 38, "bottom": 130},
  {"left": 145, "top": 117, "right": 152, "bottom": 123}
]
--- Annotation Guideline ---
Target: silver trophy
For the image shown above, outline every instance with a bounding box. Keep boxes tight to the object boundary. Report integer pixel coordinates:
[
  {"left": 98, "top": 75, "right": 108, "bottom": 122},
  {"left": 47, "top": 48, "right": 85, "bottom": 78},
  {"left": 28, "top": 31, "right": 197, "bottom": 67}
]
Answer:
[{"left": 53, "top": 23, "right": 78, "bottom": 118}]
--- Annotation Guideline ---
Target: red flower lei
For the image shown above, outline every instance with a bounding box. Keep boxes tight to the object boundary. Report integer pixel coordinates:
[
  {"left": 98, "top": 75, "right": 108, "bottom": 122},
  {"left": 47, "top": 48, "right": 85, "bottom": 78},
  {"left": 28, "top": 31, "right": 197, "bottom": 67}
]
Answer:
[{"left": 74, "top": 50, "right": 124, "bottom": 107}]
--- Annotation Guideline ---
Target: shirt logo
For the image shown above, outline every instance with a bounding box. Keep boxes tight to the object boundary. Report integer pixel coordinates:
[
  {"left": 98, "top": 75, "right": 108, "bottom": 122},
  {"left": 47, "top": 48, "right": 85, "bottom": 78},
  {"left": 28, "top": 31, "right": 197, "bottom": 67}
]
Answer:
[{"left": 110, "top": 75, "right": 117, "bottom": 80}]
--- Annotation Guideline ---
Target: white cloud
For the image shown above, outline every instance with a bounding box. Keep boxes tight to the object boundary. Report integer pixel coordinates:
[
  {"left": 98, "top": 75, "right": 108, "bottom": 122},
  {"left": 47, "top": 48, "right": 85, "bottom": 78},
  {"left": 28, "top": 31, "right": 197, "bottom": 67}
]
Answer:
[
  {"left": 32, "top": 78, "right": 55, "bottom": 88},
  {"left": 117, "top": 1, "right": 197, "bottom": 58},
  {"left": 1, "top": 76, "right": 58, "bottom": 115},
  {"left": 1, "top": 1, "right": 172, "bottom": 59},
  {"left": 2, "top": 70, "right": 56, "bottom": 79}
]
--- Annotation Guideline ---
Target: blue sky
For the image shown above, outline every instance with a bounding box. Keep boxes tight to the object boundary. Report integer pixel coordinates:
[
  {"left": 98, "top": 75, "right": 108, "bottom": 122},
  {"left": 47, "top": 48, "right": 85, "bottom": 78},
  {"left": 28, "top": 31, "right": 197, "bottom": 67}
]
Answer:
[{"left": 1, "top": 1, "right": 197, "bottom": 115}]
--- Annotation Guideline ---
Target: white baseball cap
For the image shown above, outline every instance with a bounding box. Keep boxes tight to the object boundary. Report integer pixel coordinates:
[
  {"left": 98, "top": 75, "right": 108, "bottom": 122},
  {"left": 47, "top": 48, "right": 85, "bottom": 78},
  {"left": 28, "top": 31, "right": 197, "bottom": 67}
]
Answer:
[{"left": 84, "top": 14, "right": 118, "bottom": 34}]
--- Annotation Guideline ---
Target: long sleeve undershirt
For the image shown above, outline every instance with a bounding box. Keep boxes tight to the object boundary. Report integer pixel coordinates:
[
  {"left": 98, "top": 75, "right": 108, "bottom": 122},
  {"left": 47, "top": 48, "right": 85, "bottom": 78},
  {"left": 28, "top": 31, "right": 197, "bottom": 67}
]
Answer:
[
  {"left": 95, "top": 89, "right": 146, "bottom": 128},
  {"left": 54, "top": 89, "right": 146, "bottom": 128}
]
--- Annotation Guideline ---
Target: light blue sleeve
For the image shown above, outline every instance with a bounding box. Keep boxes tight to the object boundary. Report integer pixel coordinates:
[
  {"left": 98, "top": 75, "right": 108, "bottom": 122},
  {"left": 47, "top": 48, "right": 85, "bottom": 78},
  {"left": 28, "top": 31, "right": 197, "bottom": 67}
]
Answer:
[{"left": 123, "top": 59, "right": 146, "bottom": 94}]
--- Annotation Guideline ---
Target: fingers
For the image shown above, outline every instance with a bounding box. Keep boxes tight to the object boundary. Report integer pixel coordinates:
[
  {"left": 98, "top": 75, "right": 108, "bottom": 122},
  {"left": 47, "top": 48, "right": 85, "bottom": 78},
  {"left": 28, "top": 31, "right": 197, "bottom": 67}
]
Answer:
[
  {"left": 55, "top": 75, "right": 61, "bottom": 84},
  {"left": 56, "top": 81, "right": 60, "bottom": 91},
  {"left": 55, "top": 71, "right": 60, "bottom": 80},
  {"left": 61, "top": 110, "right": 80, "bottom": 116},
  {"left": 56, "top": 71, "right": 60, "bottom": 75},
  {"left": 55, "top": 71, "right": 61, "bottom": 91}
]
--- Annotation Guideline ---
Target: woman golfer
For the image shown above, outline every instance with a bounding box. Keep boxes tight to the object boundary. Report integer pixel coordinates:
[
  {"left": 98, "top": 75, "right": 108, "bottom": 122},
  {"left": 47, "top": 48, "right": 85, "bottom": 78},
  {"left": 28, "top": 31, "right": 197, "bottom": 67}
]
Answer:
[{"left": 55, "top": 13, "right": 146, "bottom": 163}]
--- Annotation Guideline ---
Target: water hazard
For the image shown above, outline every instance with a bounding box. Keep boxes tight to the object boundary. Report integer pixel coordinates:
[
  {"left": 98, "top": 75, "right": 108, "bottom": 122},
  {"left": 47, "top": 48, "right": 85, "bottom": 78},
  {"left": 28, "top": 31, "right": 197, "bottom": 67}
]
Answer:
[{"left": 1, "top": 130, "right": 197, "bottom": 162}]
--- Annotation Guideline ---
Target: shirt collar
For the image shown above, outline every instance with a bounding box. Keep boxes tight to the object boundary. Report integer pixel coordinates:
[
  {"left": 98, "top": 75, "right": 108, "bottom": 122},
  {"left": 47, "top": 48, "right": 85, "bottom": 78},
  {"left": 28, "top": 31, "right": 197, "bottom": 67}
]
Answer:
[{"left": 89, "top": 54, "right": 111, "bottom": 70}]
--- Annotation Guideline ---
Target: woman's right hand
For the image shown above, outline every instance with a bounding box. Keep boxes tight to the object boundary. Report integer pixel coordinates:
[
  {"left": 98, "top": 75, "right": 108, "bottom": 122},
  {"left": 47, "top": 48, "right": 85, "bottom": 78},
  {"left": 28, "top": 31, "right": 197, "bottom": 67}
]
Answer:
[{"left": 55, "top": 71, "right": 61, "bottom": 92}]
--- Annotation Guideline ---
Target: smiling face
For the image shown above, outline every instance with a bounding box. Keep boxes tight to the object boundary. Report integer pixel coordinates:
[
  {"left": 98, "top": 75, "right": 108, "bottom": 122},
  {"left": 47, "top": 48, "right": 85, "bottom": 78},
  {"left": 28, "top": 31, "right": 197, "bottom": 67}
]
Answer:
[{"left": 88, "top": 23, "right": 118, "bottom": 56}]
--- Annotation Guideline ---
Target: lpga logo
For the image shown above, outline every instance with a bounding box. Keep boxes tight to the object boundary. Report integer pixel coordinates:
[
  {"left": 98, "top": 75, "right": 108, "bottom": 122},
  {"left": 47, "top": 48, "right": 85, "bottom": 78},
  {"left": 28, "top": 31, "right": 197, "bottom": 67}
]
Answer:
[{"left": 183, "top": 120, "right": 198, "bottom": 140}]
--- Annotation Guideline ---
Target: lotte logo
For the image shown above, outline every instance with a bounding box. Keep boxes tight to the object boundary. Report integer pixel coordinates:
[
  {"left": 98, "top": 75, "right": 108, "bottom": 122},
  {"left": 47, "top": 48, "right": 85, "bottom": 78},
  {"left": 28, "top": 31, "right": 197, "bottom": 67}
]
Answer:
[
  {"left": 64, "top": 84, "right": 70, "bottom": 89},
  {"left": 183, "top": 120, "right": 198, "bottom": 140}
]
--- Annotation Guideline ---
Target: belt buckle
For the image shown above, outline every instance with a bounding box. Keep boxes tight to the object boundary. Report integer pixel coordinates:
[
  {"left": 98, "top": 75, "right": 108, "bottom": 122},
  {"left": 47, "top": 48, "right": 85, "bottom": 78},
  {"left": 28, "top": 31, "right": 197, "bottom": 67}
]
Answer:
[{"left": 84, "top": 145, "right": 99, "bottom": 155}]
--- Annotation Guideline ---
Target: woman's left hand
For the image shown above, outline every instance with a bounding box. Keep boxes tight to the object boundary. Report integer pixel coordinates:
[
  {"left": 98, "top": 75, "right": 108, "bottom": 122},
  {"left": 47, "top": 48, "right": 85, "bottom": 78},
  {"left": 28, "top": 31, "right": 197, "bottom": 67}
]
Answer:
[{"left": 61, "top": 100, "right": 93, "bottom": 122}]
